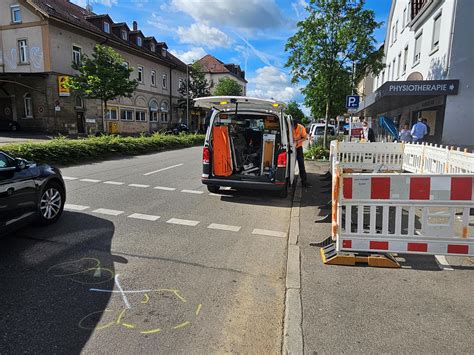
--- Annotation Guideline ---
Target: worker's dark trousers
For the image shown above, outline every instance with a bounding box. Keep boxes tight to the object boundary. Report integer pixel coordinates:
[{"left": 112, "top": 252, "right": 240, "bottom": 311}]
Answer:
[{"left": 296, "top": 147, "right": 307, "bottom": 183}]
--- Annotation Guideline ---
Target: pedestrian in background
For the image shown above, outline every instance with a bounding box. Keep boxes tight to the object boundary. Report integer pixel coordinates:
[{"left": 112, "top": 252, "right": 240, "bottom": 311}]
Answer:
[
  {"left": 411, "top": 117, "right": 427, "bottom": 143},
  {"left": 360, "top": 121, "right": 375, "bottom": 142},
  {"left": 422, "top": 118, "right": 431, "bottom": 140},
  {"left": 399, "top": 122, "right": 412, "bottom": 142},
  {"left": 292, "top": 119, "right": 311, "bottom": 188}
]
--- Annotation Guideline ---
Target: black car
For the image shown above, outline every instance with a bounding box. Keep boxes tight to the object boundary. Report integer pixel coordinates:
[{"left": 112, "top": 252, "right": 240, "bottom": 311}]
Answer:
[
  {"left": 0, "top": 117, "right": 20, "bottom": 131},
  {"left": 166, "top": 123, "right": 189, "bottom": 135},
  {"left": 0, "top": 151, "right": 66, "bottom": 236}
]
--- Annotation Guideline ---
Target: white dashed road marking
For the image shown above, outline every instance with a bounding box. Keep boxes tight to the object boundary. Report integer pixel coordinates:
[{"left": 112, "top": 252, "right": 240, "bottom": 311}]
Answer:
[
  {"left": 128, "top": 213, "right": 160, "bottom": 221},
  {"left": 129, "top": 184, "right": 150, "bottom": 188},
  {"left": 207, "top": 223, "right": 241, "bottom": 232},
  {"left": 104, "top": 181, "right": 124, "bottom": 185},
  {"left": 62, "top": 176, "right": 78, "bottom": 180},
  {"left": 143, "top": 163, "right": 184, "bottom": 176},
  {"left": 64, "top": 204, "right": 89, "bottom": 211},
  {"left": 92, "top": 208, "right": 124, "bottom": 216},
  {"left": 80, "top": 178, "right": 102, "bottom": 183},
  {"left": 181, "top": 189, "right": 204, "bottom": 194},
  {"left": 154, "top": 186, "right": 176, "bottom": 191},
  {"left": 252, "top": 228, "right": 287, "bottom": 238},
  {"left": 166, "top": 218, "right": 200, "bottom": 226}
]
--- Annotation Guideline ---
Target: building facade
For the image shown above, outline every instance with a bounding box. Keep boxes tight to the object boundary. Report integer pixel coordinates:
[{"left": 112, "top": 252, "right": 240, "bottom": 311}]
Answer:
[
  {"left": 0, "top": 0, "right": 187, "bottom": 135},
  {"left": 357, "top": 0, "right": 473, "bottom": 147}
]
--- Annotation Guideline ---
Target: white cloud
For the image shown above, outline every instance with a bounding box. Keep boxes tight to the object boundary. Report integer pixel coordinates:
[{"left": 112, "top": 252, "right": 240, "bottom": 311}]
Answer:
[
  {"left": 169, "top": 47, "right": 207, "bottom": 64},
  {"left": 292, "top": 0, "right": 308, "bottom": 19},
  {"left": 71, "top": 0, "right": 117, "bottom": 7},
  {"left": 168, "top": 0, "right": 284, "bottom": 29},
  {"left": 247, "top": 66, "right": 299, "bottom": 103},
  {"left": 147, "top": 13, "right": 176, "bottom": 33},
  {"left": 131, "top": 0, "right": 148, "bottom": 8},
  {"left": 177, "top": 23, "right": 232, "bottom": 49}
]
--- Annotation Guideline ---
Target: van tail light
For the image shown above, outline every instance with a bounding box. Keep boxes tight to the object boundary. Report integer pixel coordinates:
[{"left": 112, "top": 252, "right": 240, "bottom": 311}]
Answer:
[
  {"left": 277, "top": 151, "right": 287, "bottom": 168},
  {"left": 203, "top": 146, "right": 210, "bottom": 164}
]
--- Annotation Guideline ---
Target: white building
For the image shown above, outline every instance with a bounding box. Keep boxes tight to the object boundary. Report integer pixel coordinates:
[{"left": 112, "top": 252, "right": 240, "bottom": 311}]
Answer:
[{"left": 357, "top": 0, "right": 473, "bottom": 147}]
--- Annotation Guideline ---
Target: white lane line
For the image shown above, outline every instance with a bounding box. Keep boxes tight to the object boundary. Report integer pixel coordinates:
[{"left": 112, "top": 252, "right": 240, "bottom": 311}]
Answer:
[
  {"left": 143, "top": 163, "right": 184, "bottom": 176},
  {"left": 80, "top": 178, "right": 102, "bottom": 183},
  {"left": 92, "top": 208, "right": 124, "bottom": 216},
  {"left": 154, "top": 186, "right": 176, "bottom": 191},
  {"left": 181, "top": 189, "right": 204, "bottom": 194},
  {"left": 64, "top": 204, "right": 89, "bottom": 211},
  {"left": 114, "top": 274, "right": 131, "bottom": 309},
  {"left": 62, "top": 176, "right": 78, "bottom": 180},
  {"left": 435, "top": 255, "right": 454, "bottom": 271},
  {"left": 103, "top": 181, "right": 124, "bottom": 185},
  {"left": 208, "top": 223, "right": 241, "bottom": 232},
  {"left": 166, "top": 218, "right": 200, "bottom": 226},
  {"left": 252, "top": 228, "right": 287, "bottom": 238},
  {"left": 128, "top": 213, "right": 160, "bottom": 221},
  {"left": 129, "top": 183, "right": 150, "bottom": 188}
]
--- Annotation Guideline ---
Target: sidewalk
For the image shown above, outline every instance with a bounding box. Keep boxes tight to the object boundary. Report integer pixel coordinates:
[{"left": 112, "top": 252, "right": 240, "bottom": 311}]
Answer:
[{"left": 297, "top": 160, "right": 474, "bottom": 354}]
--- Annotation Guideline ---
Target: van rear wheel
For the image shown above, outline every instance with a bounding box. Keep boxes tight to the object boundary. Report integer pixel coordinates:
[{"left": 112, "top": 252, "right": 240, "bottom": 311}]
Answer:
[{"left": 207, "top": 185, "right": 220, "bottom": 193}]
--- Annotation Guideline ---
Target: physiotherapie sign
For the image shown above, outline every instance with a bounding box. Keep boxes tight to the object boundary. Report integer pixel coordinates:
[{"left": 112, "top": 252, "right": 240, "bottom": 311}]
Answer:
[{"left": 376, "top": 80, "right": 459, "bottom": 98}]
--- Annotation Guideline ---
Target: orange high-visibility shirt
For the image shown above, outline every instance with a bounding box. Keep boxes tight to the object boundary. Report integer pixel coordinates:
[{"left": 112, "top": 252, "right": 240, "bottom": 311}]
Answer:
[{"left": 292, "top": 124, "right": 307, "bottom": 149}]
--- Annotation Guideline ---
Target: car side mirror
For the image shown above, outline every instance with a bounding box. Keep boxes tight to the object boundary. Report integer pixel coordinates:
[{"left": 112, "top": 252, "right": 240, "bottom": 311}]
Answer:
[{"left": 15, "top": 158, "right": 26, "bottom": 170}]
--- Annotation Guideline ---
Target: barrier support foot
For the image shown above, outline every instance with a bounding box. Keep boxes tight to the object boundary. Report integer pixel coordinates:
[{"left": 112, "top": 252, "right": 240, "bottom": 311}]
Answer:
[{"left": 320, "top": 244, "right": 400, "bottom": 268}]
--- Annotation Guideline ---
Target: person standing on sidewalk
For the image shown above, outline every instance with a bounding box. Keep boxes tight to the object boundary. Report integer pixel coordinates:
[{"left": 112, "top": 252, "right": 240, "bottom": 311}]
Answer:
[
  {"left": 293, "top": 119, "right": 311, "bottom": 188},
  {"left": 360, "top": 121, "right": 375, "bottom": 142},
  {"left": 399, "top": 122, "right": 412, "bottom": 142},
  {"left": 411, "top": 117, "right": 427, "bottom": 143}
]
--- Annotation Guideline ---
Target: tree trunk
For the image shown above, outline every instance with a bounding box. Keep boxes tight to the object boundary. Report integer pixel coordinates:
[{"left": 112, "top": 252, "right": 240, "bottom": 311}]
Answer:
[
  {"left": 103, "top": 100, "right": 108, "bottom": 134},
  {"left": 323, "top": 99, "right": 330, "bottom": 148}
]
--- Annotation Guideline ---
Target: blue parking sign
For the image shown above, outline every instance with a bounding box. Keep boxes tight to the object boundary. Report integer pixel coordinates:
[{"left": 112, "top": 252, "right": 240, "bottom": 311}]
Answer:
[{"left": 346, "top": 95, "right": 360, "bottom": 109}]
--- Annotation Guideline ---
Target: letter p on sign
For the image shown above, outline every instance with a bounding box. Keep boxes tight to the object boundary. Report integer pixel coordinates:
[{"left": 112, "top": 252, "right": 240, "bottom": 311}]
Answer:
[{"left": 346, "top": 95, "right": 360, "bottom": 109}]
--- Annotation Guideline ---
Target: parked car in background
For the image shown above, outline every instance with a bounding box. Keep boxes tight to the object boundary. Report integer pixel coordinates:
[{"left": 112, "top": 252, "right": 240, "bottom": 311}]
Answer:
[
  {"left": 309, "top": 124, "right": 336, "bottom": 143},
  {"left": 166, "top": 123, "right": 189, "bottom": 135},
  {"left": 0, "top": 116, "right": 20, "bottom": 131},
  {"left": 0, "top": 151, "right": 66, "bottom": 236}
]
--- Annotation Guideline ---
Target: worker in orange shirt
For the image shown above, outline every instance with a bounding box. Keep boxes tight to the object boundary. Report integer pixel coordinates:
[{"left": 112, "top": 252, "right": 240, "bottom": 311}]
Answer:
[{"left": 292, "top": 119, "right": 311, "bottom": 188}]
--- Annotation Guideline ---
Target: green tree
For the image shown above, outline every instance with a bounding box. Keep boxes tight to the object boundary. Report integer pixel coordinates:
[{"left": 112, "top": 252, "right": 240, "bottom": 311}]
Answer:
[
  {"left": 213, "top": 77, "right": 243, "bottom": 96},
  {"left": 285, "top": 101, "right": 305, "bottom": 122},
  {"left": 178, "top": 62, "right": 211, "bottom": 112},
  {"left": 286, "top": 0, "right": 384, "bottom": 146},
  {"left": 66, "top": 45, "right": 138, "bottom": 130}
]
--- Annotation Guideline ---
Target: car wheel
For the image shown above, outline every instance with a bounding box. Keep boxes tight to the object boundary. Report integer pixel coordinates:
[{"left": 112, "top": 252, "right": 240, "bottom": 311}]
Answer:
[
  {"left": 38, "top": 182, "right": 65, "bottom": 225},
  {"left": 11, "top": 124, "right": 18, "bottom": 132},
  {"left": 207, "top": 185, "right": 220, "bottom": 193}
]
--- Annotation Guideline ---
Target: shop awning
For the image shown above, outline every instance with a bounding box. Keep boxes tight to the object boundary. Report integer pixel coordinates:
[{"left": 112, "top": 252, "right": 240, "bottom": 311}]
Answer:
[{"left": 357, "top": 79, "right": 459, "bottom": 116}]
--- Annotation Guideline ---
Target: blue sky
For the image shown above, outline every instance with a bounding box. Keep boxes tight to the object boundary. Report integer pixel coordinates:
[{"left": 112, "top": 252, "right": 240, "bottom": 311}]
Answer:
[{"left": 72, "top": 0, "right": 391, "bottom": 113}]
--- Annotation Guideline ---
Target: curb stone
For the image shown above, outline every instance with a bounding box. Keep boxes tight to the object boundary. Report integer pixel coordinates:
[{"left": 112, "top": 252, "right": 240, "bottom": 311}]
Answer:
[{"left": 282, "top": 178, "right": 303, "bottom": 354}]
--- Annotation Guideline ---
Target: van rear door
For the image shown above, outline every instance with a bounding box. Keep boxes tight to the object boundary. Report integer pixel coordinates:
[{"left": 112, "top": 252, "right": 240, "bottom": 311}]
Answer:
[{"left": 284, "top": 115, "right": 296, "bottom": 185}]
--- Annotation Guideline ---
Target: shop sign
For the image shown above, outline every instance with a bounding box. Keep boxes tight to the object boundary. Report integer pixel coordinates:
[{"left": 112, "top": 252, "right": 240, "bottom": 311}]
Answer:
[
  {"left": 376, "top": 80, "right": 459, "bottom": 98},
  {"left": 58, "top": 76, "right": 71, "bottom": 97}
]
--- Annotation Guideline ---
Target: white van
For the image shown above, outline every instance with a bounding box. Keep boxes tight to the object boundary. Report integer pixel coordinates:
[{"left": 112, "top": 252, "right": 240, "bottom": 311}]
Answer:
[
  {"left": 309, "top": 123, "right": 336, "bottom": 143},
  {"left": 194, "top": 96, "right": 296, "bottom": 196}
]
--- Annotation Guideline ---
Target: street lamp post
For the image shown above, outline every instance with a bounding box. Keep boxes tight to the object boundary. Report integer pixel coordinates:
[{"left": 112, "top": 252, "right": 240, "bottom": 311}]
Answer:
[{"left": 186, "top": 64, "right": 190, "bottom": 128}]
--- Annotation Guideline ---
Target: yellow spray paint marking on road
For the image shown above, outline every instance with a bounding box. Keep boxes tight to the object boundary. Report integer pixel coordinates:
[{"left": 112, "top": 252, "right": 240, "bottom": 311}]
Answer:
[
  {"left": 116, "top": 309, "right": 126, "bottom": 324},
  {"left": 140, "top": 328, "right": 162, "bottom": 334},
  {"left": 195, "top": 304, "right": 202, "bottom": 316},
  {"left": 141, "top": 293, "right": 150, "bottom": 304},
  {"left": 78, "top": 309, "right": 115, "bottom": 330},
  {"left": 173, "top": 321, "right": 191, "bottom": 329},
  {"left": 47, "top": 258, "right": 114, "bottom": 284},
  {"left": 122, "top": 323, "right": 137, "bottom": 329}
]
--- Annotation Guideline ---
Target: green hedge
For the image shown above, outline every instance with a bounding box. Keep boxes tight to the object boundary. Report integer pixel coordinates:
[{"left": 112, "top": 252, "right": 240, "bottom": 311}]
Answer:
[
  {"left": 304, "top": 144, "right": 329, "bottom": 160},
  {"left": 1, "top": 134, "right": 205, "bottom": 166}
]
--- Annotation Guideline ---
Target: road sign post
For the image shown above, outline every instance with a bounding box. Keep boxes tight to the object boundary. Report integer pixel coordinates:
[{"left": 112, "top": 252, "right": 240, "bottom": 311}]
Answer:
[{"left": 346, "top": 95, "right": 360, "bottom": 141}]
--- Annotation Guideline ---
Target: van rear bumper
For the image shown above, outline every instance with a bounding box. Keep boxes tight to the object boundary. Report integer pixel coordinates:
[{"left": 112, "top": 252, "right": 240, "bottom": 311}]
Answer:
[{"left": 202, "top": 178, "right": 286, "bottom": 191}]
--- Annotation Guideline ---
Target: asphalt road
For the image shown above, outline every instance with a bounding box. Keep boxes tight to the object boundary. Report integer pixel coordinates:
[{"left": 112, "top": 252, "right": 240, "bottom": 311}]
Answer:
[{"left": 0, "top": 146, "right": 292, "bottom": 353}]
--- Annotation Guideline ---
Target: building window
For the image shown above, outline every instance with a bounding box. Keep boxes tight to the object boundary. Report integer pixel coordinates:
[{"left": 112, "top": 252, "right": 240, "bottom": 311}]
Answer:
[
  {"left": 397, "top": 53, "right": 401, "bottom": 79},
  {"left": 150, "top": 100, "right": 159, "bottom": 121},
  {"left": 121, "top": 30, "right": 127, "bottom": 41},
  {"left": 151, "top": 70, "right": 156, "bottom": 86},
  {"left": 24, "top": 93, "right": 32, "bottom": 118},
  {"left": 11, "top": 5, "right": 22, "bottom": 23},
  {"left": 138, "top": 66, "right": 144, "bottom": 83},
  {"left": 403, "top": 46, "right": 408, "bottom": 74},
  {"left": 75, "top": 95, "right": 84, "bottom": 108},
  {"left": 387, "top": 64, "right": 391, "bottom": 80},
  {"left": 120, "top": 109, "right": 133, "bottom": 121},
  {"left": 162, "top": 74, "right": 167, "bottom": 89},
  {"left": 408, "top": 1, "right": 412, "bottom": 23},
  {"left": 103, "top": 22, "right": 110, "bottom": 33},
  {"left": 402, "top": 7, "right": 407, "bottom": 28},
  {"left": 178, "top": 78, "right": 185, "bottom": 89},
  {"left": 392, "top": 59, "right": 395, "bottom": 79},
  {"left": 381, "top": 70, "right": 384, "bottom": 83},
  {"left": 160, "top": 101, "right": 169, "bottom": 122},
  {"left": 72, "top": 45, "right": 82, "bottom": 65},
  {"left": 18, "top": 40, "right": 28, "bottom": 64},
  {"left": 414, "top": 33, "right": 422, "bottom": 65},
  {"left": 137, "top": 37, "right": 142, "bottom": 47},
  {"left": 394, "top": 20, "right": 398, "bottom": 42},
  {"left": 136, "top": 110, "right": 146, "bottom": 121},
  {"left": 432, "top": 13, "right": 441, "bottom": 50},
  {"left": 105, "top": 107, "right": 118, "bottom": 120},
  {"left": 161, "top": 48, "right": 167, "bottom": 57},
  {"left": 150, "top": 43, "right": 155, "bottom": 52}
]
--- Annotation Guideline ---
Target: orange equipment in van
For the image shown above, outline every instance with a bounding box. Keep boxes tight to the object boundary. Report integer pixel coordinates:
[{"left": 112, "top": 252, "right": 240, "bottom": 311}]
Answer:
[{"left": 212, "top": 126, "right": 233, "bottom": 176}]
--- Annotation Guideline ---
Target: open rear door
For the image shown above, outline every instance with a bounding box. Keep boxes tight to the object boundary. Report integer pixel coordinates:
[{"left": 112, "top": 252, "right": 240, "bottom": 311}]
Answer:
[{"left": 285, "top": 115, "right": 296, "bottom": 185}]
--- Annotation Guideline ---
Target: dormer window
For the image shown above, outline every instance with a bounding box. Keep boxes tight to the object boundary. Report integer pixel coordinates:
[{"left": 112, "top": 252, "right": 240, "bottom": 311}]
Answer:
[
  {"left": 121, "top": 30, "right": 127, "bottom": 40},
  {"left": 103, "top": 22, "right": 110, "bottom": 33},
  {"left": 137, "top": 37, "right": 142, "bottom": 46},
  {"left": 11, "top": 5, "right": 22, "bottom": 23},
  {"left": 161, "top": 48, "right": 167, "bottom": 57},
  {"left": 150, "top": 43, "right": 155, "bottom": 52}
]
